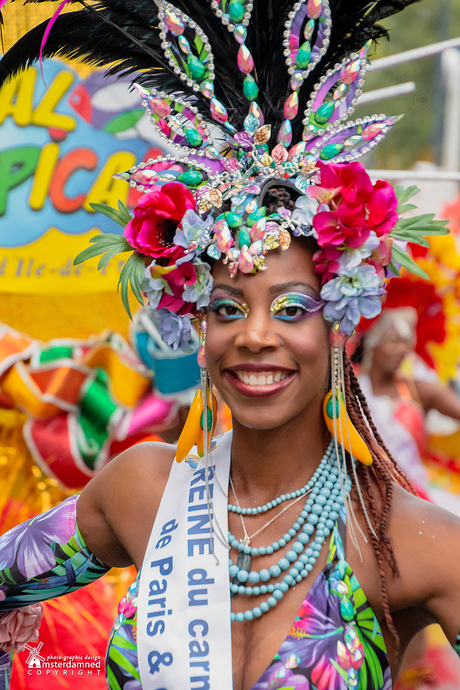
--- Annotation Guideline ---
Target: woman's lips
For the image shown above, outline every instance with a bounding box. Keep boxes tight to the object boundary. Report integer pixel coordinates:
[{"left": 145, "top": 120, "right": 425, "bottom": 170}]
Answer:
[{"left": 223, "top": 367, "right": 297, "bottom": 398}]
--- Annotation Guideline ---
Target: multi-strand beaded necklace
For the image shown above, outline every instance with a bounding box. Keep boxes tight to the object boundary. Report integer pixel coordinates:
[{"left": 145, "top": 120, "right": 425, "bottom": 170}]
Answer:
[{"left": 227, "top": 439, "right": 348, "bottom": 622}]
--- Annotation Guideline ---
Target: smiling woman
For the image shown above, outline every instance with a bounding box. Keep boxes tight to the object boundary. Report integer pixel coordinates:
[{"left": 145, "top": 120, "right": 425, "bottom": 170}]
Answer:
[{"left": 1, "top": 1, "right": 460, "bottom": 690}]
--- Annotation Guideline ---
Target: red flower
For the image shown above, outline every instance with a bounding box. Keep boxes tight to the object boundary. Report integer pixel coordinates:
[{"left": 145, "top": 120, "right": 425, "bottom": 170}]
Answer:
[
  {"left": 156, "top": 262, "right": 197, "bottom": 315},
  {"left": 313, "top": 245, "right": 342, "bottom": 284},
  {"left": 312, "top": 162, "right": 398, "bottom": 249},
  {"left": 124, "top": 182, "right": 195, "bottom": 258}
]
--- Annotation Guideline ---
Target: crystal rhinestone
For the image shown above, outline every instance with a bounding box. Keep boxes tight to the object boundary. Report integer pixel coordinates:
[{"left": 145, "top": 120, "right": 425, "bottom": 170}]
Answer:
[
  {"left": 209, "top": 189, "right": 223, "bottom": 206},
  {"left": 237, "top": 227, "right": 251, "bottom": 248},
  {"left": 228, "top": 247, "right": 241, "bottom": 262},
  {"left": 302, "top": 123, "right": 318, "bottom": 141},
  {"left": 239, "top": 245, "right": 255, "bottom": 273},
  {"left": 229, "top": 0, "right": 245, "bottom": 22},
  {"left": 290, "top": 71, "right": 304, "bottom": 91},
  {"left": 333, "top": 82, "right": 348, "bottom": 101},
  {"left": 149, "top": 97, "right": 171, "bottom": 118},
  {"left": 184, "top": 127, "right": 204, "bottom": 147},
  {"left": 178, "top": 35, "right": 191, "bottom": 54},
  {"left": 343, "top": 134, "right": 362, "bottom": 149},
  {"left": 320, "top": 142, "right": 344, "bottom": 160},
  {"left": 271, "top": 143, "right": 288, "bottom": 164},
  {"left": 344, "top": 627, "right": 360, "bottom": 653},
  {"left": 234, "top": 24, "right": 248, "bottom": 44},
  {"left": 246, "top": 208, "right": 265, "bottom": 224},
  {"left": 295, "top": 41, "right": 312, "bottom": 69},
  {"left": 245, "top": 199, "right": 257, "bottom": 214},
  {"left": 278, "top": 228, "right": 291, "bottom": 250},
  {"left": 337, "top": 641, "right": 351, "bottom": 670},
  {"left": 340, "top": 598, "right": 355, "bottom": 622},
  {"left": 304, "top": 18, "right": 315, "bottom": 40},
  {"left": 211, "top": 97, "right": 229, "bottom": 123},
  {"left": 243, "top": 75, "right": 258, "bottom": 101},
  {"left": 254, "top": 124, "right": 272, "bottom": 144},
  {"left": 249, "top": 101, "right": 264, "bottom": 125},
  {"left": 201, "top": 80, "right": 214, "bottom": 98},
  {"left": 253, "top": 255, "right": 267, "bottom": 271},
  {"left": 225, "top": 212, "right": 243, "bottom": 228},
  {"left": 341, "top": 58, "right": 361, "bottom": 85},
  {"left": 314, "top": 100, "right": 335, "bottom": 124},
  {"left": 207, "top": 244, "right": 221, "bottom": 259},
  {"left": 216, "top": 224, "right": 234, "bottom": 252},
  {"left": 249, "top": 239, "right": 263, "bottom": 255},
  {"left": 285, "top": 653, "right": 301, "bottom": 670},
  {"left": 164, "top": 8, "right": 185, "bottom": 36},
  {"left": 283, "top": 91, "right": 299, "bottom": 120},
  {"left": 259, "top": 152, "right": 273, "bottom": 166},
  {"left": 237, "top": 44, "right": 254, "bottom": 73},
  {"left": 288, "top": 141, "right": 306, "bottom": 160},
  {"left": 277, "top": 119, "right": 292, "bottom": 146},
  {"left": 362, "top": 122, "right": 386, "bottom": 140},
  {"left": 177, "top": 170, "right": 204, "bottom": 186},
  {"left": 250, "top": 217, "right": 267, "bottom": 241},
  {"left": 244, "top": 113, "right": 259, "bottom": 133},
  {"left": 307, "top": 0, "right": 322, "bottom": 19},
  {"left": 188, "top": 55, "right": 206, "bottom": 80}
]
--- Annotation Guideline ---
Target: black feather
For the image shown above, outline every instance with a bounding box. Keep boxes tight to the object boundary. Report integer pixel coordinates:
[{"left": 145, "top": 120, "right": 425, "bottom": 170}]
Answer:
[{"left": 0, "top": 0, "right": 422, "bottom": 141}]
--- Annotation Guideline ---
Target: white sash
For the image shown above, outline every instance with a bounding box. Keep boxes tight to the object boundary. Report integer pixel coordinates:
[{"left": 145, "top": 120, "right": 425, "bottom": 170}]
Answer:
[{"left": 137, "top": 432, "right": 233, "bottom": 690}]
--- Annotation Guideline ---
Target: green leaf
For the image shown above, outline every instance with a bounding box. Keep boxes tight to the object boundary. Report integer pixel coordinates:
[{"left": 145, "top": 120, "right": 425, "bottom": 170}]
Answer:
[
  {"left": 395, "top": 184, "right": 419, "bottom": 208},
  {"left": 88, "top": 202, "right": 130, "bottom": 228},
  {"left": 391, "top": 230, "right": 431, "bottom": 247},
  {"left": 398, "top": 203, "right": 418, "bottom": 214},
  {"left": 97, "top": 247, "right": 130, "bottom": 270},
  {"left": 391, "top": 243, "right": 429, "bottom": 279},
  {"left": 117, "top": 252, "right": 146, "bottom": 319},
  {"left": 117, "top": 199, "right": 133, "bottom": 225},
  {"left": 73, "top": 234, "right": 133, "bottom": 266}
]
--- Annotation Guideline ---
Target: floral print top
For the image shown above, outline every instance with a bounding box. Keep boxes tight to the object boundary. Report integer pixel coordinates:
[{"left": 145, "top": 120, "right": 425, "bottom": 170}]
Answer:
[{"left": 106, "top": 508, "right": 391, "bottom": 690}]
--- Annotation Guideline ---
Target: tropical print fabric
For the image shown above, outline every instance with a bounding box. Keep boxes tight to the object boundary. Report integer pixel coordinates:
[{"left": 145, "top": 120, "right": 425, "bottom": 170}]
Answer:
[
  {"left": 104, "top": 509, "right": 390, "bottom": 690},
  {"left": 0, "top": 495, "right": 110, "bottom": 609}
]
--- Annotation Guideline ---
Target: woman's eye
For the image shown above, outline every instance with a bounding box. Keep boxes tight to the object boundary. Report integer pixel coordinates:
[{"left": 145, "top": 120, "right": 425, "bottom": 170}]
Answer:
[
  {"left": 270, "top": 293, "right": 325, "bottom": 321},
  {"left": 209, "top": 298, "right": 248, "bottom": 319},
  {"left": 277, "top": 306, "right": 305, "bottom": 318}
]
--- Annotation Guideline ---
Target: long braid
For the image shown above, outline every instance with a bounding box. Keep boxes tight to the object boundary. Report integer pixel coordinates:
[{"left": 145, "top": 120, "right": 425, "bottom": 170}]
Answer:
[{"left": 341, "top": 354, "right": 415, "bottom": 645}]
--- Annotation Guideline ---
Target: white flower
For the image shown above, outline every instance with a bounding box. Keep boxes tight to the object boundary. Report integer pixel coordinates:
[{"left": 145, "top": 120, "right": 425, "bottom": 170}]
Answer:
[
  {"left": 182, "top": 262, "right": 214, "bottom": 309},
  {"left": 336, "top": 232, "right": 381, "bottom": 274}
]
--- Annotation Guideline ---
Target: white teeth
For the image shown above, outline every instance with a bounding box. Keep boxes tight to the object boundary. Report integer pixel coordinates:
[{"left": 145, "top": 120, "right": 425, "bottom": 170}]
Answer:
[{"left": 235, "top": 371, "right": 289, "bottom": 386}]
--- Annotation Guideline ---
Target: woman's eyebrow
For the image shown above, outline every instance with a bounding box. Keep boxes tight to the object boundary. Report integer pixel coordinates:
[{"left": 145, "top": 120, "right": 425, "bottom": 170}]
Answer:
[
  {"left": 210, "top": 283, "right": 245, "bottom": 297},
  {"left": 269, "top": 282, "right": 321, "bottom": 298}
]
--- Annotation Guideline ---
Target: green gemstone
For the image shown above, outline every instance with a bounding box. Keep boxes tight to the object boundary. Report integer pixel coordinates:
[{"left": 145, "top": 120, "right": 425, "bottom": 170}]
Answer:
[
  {"left": 200, "top": 407, "right": 213, "bottom": 432},
  {"left": 229, "top": 0, "right": 245, "bottom": 22},
  {"left": 238, "top": 227, "right": 251, "bottom": 248},
  {"left": 225, "top": 212, "right": 243, "bottom": 228},
  {"left": 320, "top": 143, "right": 345, "bottom": 160},
  {"left": 315, "top": 100, "right": 335, "bottom": 124},
  {"left": 339, "top": 598, "right": 355, "bottom": 622},
  {"left": 184, "top": 127, "right": 203, "bottom": 147},
  {"left": 243, "top": 75, "right": 259, "bottom": 102},
  {"left": 326, "top": 396, "right": 340, "bottom": 419},
  {"left": 188, "top": 55, "right": 206, "bottom": 80},
  {"left": 246, "top": 208, "right": 266, "bottom": 225},
  {"left": 177, "top": 170, "right": 204, "bottom": 187},
  {"left": 257, "top": 144, "right": 269, "bottom": 153},
  {"left": 296, "top": 42, "right": 312, "bottom": 69}
]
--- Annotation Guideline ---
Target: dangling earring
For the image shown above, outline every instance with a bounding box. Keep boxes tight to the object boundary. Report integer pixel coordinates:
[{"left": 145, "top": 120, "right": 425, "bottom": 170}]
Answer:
[
  {"left": 323, "top": 324, "right": 372, "bottom": 466},
  {"left": 176, "top": 317, "right": 218, "bottom": 463}
]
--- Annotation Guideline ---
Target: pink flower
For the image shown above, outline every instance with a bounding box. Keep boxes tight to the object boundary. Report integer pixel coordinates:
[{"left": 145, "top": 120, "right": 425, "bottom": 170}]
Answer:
[
  {"left": 0, "top": 604, "right": 43, "bottom": 653},
  {"left": 156, "top": 262, "right": 197, "bottom": 315},
  {"left": 367, "top": 237, "right": 393, "bottom": 279},
  {"left": 124, "top": 182, "right": 195, "bottom": 258},
  {"left": 313, "top": 245, "right": 342, "bottom": 284},
  {"left": 365, "top": 179, "right": 398, "bottom": 236}
]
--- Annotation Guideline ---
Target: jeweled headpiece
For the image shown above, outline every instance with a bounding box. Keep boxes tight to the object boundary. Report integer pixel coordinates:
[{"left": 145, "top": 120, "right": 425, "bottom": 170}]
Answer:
[{"left": 0, "top": 0, "right": 447, "bottom": 347}]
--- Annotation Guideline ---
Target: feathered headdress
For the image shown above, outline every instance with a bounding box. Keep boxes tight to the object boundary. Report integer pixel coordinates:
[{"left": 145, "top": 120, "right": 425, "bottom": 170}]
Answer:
[{"left": 0, "top": 0, "right": 446, "bottom": 347}]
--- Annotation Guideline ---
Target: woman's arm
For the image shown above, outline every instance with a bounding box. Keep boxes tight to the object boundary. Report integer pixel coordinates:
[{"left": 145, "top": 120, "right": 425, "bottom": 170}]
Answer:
[{"left": 415, "top": 379, "right": 460, "bottom": 420}]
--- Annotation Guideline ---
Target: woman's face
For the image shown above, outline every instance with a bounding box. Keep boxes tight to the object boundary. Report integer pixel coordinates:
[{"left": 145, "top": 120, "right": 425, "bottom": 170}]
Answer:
[
  {"left": 205, "top": 241, "right": 330, "bottom": 431},
  {"left": 370, "top": 328, "right": 413, "bottom": 377}
]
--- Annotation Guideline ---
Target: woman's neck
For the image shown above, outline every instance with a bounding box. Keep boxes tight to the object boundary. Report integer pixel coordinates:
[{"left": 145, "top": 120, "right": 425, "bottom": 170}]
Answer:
[{"left": 228, "top": 403, "right": 329, "bottom": 506}]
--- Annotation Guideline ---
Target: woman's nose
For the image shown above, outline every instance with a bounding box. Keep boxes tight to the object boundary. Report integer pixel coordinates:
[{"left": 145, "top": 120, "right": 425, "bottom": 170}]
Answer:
[{"left": 233, "top": 313, "right": 280, "bottom": 352}]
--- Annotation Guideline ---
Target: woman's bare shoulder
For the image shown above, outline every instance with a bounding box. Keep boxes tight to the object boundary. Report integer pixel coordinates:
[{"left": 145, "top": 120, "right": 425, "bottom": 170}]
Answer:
[{"left": 77, "top": 441, "right": 176, "bottom": 568}]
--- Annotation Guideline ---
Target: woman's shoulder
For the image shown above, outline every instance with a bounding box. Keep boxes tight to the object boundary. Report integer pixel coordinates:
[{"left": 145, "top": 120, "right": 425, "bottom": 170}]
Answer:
[{"left": 77, "top": 441, "right": 176, "bottom": 568}]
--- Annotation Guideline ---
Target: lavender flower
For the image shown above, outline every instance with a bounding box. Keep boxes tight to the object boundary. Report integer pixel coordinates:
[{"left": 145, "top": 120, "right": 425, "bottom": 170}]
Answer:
[
  {"left": 141, "top": 263, "right": 165, "bottom": 310},
  {"left": 174, "top": 210, "right": 213, "bottom": 262},
  {"left": 157, "top": 309, "right": 193, "bottom": 352},
  {"left": 321, "top": 264, "right": 383, "bottom": 334},
  {"left": 336, "top": 231, "right": 380, "bottom": 273},
  {"left": 182, "top": 261, "right": 214, "bottom": 309}
]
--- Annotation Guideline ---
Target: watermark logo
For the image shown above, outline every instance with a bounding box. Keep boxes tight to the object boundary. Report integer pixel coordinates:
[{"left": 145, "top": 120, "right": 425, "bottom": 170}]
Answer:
[
  {"left": 21, "top": 639, "right": 103, "bottom": 678},
  {"left": 25, "top": 642, "right": 45, "bottom": 669}
]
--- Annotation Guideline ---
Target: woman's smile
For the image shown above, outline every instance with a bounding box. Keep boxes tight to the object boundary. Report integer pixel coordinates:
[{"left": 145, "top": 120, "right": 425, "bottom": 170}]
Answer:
[{"left": 223, "top": 364, "right": 298, "bottom": 397}]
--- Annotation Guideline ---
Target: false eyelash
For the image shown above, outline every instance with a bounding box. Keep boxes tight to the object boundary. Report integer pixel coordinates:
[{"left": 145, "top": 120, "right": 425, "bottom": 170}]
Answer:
[
  {"left": 270, "top": 292, "right": 325, "bottom": 321},
  {"left": 208, "top": 296, "right": 249, "bottom": 319}
]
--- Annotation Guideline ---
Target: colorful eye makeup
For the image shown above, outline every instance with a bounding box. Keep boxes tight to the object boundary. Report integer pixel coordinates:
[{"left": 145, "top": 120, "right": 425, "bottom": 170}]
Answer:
[
  {"left": 208, "top": 296, "right": 249, "bottom": 320},
  {"left": 270, "top": 292, "right": 325, "bottom": 321}
]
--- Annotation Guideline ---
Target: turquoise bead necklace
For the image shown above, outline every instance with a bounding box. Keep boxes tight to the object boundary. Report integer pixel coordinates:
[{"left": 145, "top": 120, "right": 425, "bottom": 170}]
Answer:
[{"left": 228, "top": 439, "right": 349, "bottom": 622}]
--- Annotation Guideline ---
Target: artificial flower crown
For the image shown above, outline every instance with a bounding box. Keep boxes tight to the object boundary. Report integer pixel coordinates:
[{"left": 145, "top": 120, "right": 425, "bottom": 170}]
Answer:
[{"left": 71, "top": 0, "right": 448, "bottom": 349}]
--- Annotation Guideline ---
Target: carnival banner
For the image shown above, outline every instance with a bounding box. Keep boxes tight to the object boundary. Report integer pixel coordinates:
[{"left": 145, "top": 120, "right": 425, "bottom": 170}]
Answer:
[{"left": 0, "top": 58, "right": 165, "bottom": 293}]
